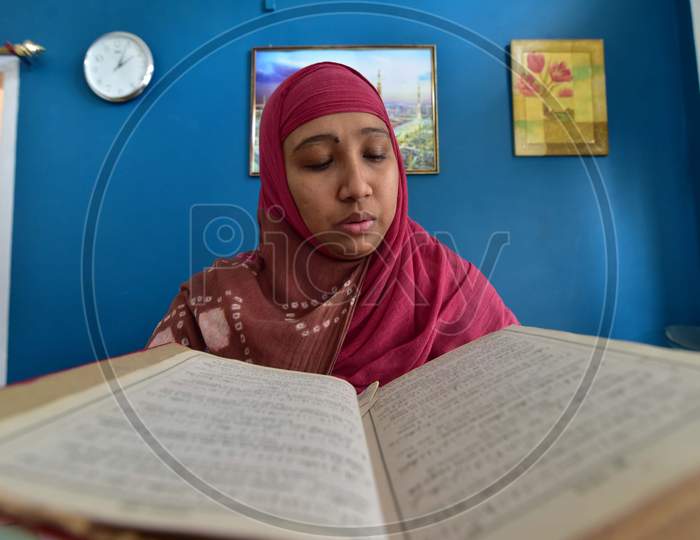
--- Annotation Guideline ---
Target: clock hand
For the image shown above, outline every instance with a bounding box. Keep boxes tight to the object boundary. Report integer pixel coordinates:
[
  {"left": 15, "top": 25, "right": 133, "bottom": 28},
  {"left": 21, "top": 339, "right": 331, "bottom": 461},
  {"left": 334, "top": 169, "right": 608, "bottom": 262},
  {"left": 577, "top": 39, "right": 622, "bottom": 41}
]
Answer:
[
  {"left": 113, "top": 40, "right": 130, "bottom": 71},
  {"left": 114, "top": 56, "right": 135, "bottom": 71}
]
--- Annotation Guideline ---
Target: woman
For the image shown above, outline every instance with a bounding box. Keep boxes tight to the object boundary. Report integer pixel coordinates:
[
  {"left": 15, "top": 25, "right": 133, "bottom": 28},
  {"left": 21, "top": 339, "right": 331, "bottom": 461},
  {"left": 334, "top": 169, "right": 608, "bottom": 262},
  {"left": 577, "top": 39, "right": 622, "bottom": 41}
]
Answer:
[{"left": 146, "top": 61, "right": 518, "bottom": 392}]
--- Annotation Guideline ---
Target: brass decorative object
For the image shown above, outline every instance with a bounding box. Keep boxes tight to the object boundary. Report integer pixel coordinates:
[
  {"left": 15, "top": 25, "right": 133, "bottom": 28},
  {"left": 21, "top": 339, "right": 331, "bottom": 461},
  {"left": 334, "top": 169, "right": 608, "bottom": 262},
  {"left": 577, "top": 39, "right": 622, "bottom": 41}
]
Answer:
[{"left": 0, "top": 40, "right": 46, "bottom": 58}]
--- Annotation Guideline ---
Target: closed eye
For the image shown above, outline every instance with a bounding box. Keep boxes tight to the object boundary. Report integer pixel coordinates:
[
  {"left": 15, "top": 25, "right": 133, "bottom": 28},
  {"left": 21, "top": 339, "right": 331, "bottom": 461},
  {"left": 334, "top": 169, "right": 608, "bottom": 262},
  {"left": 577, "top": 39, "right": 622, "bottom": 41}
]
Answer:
[
  {"left": 305, "top": 160, "right": 332, "bottom": 171},
  {"left": 304, "top": 154, "right": 386, "bottom": 172}
]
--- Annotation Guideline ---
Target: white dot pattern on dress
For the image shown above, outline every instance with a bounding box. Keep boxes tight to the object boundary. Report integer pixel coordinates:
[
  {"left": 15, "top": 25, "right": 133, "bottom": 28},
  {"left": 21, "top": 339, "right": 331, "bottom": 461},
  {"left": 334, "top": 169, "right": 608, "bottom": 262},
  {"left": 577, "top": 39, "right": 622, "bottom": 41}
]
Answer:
[
  {"left": 227, "top": 295, "right": 250, "bottom": 362},
  {"left": 291, "top": 279, "right": 359, "bottom": 338},
  {"left": 198, "top": 307, "right": 230, "bottom": 352},
  {"left": 150, "top": 327, "right": 175, "bottom": 347}
]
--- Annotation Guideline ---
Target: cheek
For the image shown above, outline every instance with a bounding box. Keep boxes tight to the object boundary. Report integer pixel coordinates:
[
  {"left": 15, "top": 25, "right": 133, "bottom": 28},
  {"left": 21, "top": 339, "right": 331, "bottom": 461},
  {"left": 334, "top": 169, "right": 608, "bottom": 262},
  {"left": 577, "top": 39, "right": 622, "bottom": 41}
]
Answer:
[
  {"left": 289, "top": 179, "right": 336, "bottom": 230},
  {"left": 379, "top": 167, "right": 399, "bottom": 225}
]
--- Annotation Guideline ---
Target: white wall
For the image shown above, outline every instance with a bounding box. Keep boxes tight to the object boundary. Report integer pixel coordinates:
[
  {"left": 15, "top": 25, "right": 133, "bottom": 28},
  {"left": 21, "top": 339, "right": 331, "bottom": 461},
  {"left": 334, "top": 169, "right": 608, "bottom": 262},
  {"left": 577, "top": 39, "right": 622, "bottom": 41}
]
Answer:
[
  {"left": 693, "top": 0, "right": 700, "bottom": 90},
  {"left": 0, "top": 57, "right": 19, "bottom": 387}
]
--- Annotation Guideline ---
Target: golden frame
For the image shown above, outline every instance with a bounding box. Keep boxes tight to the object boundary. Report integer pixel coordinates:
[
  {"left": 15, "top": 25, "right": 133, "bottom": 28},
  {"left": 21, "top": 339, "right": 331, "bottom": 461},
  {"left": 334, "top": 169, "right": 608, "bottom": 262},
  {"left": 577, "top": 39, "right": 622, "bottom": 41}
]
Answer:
[
  {"left": 511, "top": 39, "right": 609, "bottom": 156},
  {"left": 249, "top": 44, "right": 439, "bottom": 175}
]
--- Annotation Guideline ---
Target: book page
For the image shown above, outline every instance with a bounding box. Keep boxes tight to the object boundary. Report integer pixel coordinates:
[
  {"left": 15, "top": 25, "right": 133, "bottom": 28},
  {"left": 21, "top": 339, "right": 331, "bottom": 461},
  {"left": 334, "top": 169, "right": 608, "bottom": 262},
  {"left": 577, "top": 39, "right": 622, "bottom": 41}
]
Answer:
[
  {"left": 362, "top": 411, "right": 404, "bottom": 535},
  {"left": 0, "top": 350, "right": 387, "bottom": 540},
  {"left": 367, "top": 326, "right": 700, "bottom": 540}
]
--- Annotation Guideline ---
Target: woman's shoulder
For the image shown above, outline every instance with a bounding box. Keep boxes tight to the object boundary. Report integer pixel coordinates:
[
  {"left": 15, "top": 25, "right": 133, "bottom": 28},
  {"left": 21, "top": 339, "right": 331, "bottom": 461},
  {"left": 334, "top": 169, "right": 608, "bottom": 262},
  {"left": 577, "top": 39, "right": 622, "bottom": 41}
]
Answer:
[
  {"left": 176, "top": 251, "right": 259, "bottom": 297},
  {"left": 407, "top": 219, "right": 476, "bottom": 273}
]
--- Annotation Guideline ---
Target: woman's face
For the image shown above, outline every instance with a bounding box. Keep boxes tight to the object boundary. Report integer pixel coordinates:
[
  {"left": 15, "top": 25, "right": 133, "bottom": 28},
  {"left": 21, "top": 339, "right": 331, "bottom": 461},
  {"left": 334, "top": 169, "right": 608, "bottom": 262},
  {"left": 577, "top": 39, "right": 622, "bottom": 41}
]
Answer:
[{"left": 283, "top": 112, "right": 399, "bottom": 260}]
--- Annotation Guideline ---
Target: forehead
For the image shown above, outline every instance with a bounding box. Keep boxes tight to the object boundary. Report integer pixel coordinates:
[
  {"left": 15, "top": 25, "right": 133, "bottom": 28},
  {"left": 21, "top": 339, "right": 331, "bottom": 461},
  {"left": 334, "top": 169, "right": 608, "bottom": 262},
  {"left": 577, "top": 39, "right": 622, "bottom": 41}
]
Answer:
[{"left": 283, "top": 111, "right": 387, "bottom": 146}]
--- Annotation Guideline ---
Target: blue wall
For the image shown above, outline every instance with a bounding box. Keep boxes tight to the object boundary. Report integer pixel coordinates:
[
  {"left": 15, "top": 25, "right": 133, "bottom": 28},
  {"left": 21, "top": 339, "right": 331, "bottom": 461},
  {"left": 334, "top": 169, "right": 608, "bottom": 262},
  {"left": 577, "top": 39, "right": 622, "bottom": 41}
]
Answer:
[{"left": 3, "top": 0, "right": 699, "bottom": 383}]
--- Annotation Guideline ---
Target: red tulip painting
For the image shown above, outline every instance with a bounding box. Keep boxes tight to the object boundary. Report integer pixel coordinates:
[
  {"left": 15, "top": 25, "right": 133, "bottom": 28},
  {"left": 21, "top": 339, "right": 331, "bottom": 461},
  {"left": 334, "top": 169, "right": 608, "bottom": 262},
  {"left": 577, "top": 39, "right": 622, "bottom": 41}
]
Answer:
[
  {"left": 515, "top": 54, "right": 576, "bottom": 109},
  {"left": 527, "top": 52, "right": 546, "bottom": 73},
  {"left": 548, "top": 61, "right": 573, "bottom": 82},
  {"left": 558, "top": 88, "right": 574, "bottom": 98},
  {"left": 511, "top": 39, "right": 609, "bottom": 156},
  {"left": 516, "top": 72, "right": 541, "bottom": 96}
]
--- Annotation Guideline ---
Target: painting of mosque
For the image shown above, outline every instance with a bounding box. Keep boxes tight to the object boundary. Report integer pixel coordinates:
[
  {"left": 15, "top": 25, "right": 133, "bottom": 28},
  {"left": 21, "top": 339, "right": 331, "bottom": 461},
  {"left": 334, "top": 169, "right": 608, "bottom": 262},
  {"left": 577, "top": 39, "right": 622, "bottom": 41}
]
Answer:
[{"left": 250, "top": 45, "right": 439, "bottom": 175}]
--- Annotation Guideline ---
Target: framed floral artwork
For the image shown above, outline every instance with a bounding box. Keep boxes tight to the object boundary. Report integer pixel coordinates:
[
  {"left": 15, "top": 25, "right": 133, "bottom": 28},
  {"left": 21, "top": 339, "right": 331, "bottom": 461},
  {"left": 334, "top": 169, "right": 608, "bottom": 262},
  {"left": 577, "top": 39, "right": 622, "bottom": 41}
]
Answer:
[
  {"left": 250, "top": 45, "right": 439, "bottom": 175},
  {"left": 510, "top": 39, "right": 609, "bottom": 156}
]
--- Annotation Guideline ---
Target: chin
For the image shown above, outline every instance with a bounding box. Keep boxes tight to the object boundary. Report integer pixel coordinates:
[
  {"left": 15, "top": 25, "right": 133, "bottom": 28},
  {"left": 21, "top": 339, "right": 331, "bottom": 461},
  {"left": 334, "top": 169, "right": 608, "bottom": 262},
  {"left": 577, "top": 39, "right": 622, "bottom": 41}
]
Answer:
[{"left": 331, "top": 240, "right": 378, "bottom": 260}]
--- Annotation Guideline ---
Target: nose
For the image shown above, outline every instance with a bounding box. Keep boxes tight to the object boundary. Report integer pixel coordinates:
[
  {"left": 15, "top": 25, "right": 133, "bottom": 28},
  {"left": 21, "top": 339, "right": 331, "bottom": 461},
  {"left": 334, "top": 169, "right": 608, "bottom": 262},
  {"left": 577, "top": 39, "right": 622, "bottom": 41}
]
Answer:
[{"left": 338, "top": 154, "right": 373, "bottom": 202}]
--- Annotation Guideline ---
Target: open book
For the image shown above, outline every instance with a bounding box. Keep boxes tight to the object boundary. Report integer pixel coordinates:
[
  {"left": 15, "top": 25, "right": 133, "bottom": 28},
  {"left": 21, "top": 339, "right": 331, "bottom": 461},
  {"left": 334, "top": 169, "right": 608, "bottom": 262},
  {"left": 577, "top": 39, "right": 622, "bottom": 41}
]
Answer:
[{"left": 1, "top": 325, "right": 700, "bottom": 540}]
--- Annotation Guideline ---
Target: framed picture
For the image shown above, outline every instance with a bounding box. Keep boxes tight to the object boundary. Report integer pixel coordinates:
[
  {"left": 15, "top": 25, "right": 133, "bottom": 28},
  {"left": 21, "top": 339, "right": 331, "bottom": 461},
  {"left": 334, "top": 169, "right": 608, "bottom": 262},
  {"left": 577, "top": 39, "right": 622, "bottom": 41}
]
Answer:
[
  {"left": 510, "top": 39, "right": 609, "bottom": 156},
  {"left": 0, "top": 57, "right": 19, "bottom": 387},
  {"left": 250, "top": 45, "right": 439, "bottom": 175}
]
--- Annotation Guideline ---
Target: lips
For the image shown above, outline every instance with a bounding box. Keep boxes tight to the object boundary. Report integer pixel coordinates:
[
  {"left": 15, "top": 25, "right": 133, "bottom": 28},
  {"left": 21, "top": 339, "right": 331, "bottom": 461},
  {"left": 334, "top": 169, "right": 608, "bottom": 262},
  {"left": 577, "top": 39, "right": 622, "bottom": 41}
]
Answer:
[
  {"left": 339, "top": 220, "right": 375, "bottom": 234},
  {"left": 337, "top": 211, "right": 377, "bottom": 235},
  {"left": 338, "top": 211, "right": 376, "bottom": 225}
]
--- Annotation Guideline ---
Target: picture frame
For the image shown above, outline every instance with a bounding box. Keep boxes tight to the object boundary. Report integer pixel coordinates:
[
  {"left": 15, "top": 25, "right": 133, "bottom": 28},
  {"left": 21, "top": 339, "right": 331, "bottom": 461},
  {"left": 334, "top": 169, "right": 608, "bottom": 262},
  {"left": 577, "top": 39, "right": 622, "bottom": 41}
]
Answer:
[
  {"left": 249, "top": 44, "right": 439, "bottom": 175},
  {"left": 510, "top": 39, "right": 609, "bottom": 156}
]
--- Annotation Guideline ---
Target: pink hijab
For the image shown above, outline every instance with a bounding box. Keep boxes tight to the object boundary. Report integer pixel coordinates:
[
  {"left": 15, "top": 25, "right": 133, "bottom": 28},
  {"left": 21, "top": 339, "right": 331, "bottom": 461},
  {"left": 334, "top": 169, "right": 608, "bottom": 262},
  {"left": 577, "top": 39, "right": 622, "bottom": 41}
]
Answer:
[{"left": 148, "top": 61, "right": 517, "bottom": 392}]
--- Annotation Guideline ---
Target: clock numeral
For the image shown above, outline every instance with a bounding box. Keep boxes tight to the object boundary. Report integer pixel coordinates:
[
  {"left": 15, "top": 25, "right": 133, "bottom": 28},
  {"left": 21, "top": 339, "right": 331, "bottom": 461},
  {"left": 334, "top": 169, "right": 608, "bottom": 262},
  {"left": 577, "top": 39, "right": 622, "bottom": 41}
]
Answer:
[{"left": 95, "top": 54, "right": 103, "bottom": 62}]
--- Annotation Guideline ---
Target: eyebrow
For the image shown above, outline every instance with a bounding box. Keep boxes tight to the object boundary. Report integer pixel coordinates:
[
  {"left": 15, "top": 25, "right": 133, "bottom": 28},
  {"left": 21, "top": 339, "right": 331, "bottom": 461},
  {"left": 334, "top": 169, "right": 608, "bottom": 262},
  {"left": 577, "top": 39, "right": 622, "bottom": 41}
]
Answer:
[{"left": 292, "top": 126, "right": 389, "bottom": 153}]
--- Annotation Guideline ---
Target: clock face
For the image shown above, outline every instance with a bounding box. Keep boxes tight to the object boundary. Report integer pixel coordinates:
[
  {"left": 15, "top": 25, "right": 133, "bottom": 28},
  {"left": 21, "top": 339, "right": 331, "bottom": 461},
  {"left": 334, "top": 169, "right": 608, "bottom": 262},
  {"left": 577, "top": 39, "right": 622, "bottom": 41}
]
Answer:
[{"left": 83, "top": 31, "right": 154, "bottom": 102}]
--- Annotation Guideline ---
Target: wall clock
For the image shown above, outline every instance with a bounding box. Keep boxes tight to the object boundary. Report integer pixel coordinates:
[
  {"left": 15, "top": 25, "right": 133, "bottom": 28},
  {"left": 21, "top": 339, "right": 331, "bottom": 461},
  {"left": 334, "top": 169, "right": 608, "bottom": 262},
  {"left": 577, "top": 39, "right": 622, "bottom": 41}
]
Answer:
[{"left": 83, "top": 31, "right": 154, "bottom": 102}]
